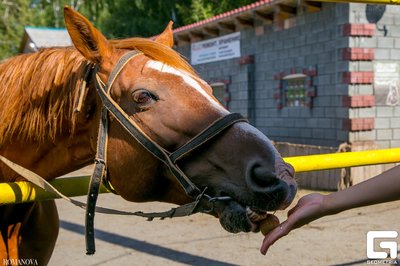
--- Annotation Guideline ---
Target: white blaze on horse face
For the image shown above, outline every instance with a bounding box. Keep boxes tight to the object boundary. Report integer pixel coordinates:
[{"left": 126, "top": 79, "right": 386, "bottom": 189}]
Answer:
[{"left": 145, "top": 60, "right": 229, "bottom": 114}]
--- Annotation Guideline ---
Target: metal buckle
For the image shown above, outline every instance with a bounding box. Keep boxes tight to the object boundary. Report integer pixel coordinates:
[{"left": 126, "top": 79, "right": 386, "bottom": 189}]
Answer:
[
  {"left": 200, "top": 188, "right": 232, "bottom": 214},
  {"left": 94, "top": 158, "right": 106, "bottom": 165}
]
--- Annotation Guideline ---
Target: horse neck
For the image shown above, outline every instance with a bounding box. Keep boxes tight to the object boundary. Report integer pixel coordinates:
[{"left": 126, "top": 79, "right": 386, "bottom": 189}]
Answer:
[{"left": 0, "top": 61, "right": 101, "bottom": 182}]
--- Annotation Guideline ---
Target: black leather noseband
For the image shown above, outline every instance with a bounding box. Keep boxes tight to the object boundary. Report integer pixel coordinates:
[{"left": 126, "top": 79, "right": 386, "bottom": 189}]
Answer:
[{"left": 86, "top": 51, "right": 248, "bottom": 254}]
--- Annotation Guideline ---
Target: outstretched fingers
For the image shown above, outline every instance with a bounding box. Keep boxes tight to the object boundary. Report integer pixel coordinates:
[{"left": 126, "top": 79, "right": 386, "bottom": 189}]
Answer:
[
  {"left": 260, "top": 220, "right": 292, "bottom": 255},
  {"left": 260, "top": 193, "right": 327, "bottom": 255},
  {"left": 260, "top": 202, "right": 299, "bottom": 255}
]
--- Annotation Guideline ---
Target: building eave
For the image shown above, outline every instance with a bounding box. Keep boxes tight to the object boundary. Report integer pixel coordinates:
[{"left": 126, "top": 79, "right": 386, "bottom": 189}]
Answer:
[{"left": 172, "top": 0, "right": 322, "bottom": 46}]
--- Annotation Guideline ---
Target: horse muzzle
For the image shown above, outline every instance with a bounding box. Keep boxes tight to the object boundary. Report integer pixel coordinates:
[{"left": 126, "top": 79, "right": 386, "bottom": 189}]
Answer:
[{"left": 209, "top": 161, "right": 297, "bottom": 234}]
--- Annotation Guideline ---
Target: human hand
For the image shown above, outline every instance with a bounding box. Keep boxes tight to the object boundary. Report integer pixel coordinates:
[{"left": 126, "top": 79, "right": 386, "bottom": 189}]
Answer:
[{"left": 260, "top": 193, "right": 327, "bottom": 255}]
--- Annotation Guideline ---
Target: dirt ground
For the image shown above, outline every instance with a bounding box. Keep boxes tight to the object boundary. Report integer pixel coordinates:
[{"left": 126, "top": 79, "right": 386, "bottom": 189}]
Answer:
[{"left": 49, "top": 185, "right": 400, "bottom": 266}]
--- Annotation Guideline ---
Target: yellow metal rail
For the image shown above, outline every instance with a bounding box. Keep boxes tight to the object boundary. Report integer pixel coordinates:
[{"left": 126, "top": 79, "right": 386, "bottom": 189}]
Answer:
[
  {"left": 0, "top": 176, "right": 107, "bottom": 205},
  {"left": 285, "top": 147, "right": 400, "bottom": 172},
  {"left": 1, "top": 148, "right": 399, "bottom": 205},
  {"left": 311, "top": 0, "right": 400, "bottom": 4}
]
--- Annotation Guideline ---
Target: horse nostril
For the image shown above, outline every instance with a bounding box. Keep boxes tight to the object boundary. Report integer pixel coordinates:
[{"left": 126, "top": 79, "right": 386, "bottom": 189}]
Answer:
[{"left": 247, "top": 164, "right": 277, "bottom": 189}]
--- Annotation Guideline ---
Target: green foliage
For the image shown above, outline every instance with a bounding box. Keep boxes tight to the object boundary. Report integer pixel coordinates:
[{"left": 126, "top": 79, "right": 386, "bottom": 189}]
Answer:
[
  {"left": 99, "top": 0, "right": 256, "bottom": 38},
  {"left": 97, "top": 0, "right": 184, "bottom": 39},
  {"left": 0, "top": 0, "right": 38, "bottom": 58},
  {"left": 0, "top": 0, "right": 256, "bottom": 60},
  {"left": 176, "top": 0, "right": 213, "bottom": 25},
  {"left": 176, "top": 0, "right": 256, "bottom": 25},
  {"left": 0, "top": 0, "right": 102, "bottom": 60}
]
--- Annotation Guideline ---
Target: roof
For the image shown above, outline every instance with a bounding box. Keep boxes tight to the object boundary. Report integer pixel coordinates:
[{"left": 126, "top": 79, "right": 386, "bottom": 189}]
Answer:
[
  {"left": 24, "top": 26, "right": 72, "bottom": 48},
  {"left": 171, "top": 0, "right": 322, "bottom": 45},
  {"left": 174, "top": 0, "right": 274, "bottom": 34}
]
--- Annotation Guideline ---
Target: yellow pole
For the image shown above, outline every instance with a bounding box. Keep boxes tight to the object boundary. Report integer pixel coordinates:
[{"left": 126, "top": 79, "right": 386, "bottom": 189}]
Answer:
[
  {"left": 310, "top": 0, "right": 400, "bottom": 4},
  {"left": 284, "top": 148, "right": 400, "bottom": 172},
  {"left": 0, "top": 176, "right": 107, "bottom": 205},
  {"left": 0, "top": 148, "right": 399, "bottom": 205}
]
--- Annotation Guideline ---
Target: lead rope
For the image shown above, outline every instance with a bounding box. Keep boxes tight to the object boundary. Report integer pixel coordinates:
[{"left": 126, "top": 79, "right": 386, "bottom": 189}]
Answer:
[
  {"left": 0, "top": 156, "right": 211, "bottom": 231},
  {"left": 0, "top": 155, "right": 158, "bottom": 215}
]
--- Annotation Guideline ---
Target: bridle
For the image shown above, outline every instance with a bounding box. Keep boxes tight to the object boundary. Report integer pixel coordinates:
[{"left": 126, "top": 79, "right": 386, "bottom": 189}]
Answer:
[
  {"left": 0, "top": 49, "right": 249, "bottom": 255},
  {"left": 86, "top": 50, "right": 248, "bottom": 254}
]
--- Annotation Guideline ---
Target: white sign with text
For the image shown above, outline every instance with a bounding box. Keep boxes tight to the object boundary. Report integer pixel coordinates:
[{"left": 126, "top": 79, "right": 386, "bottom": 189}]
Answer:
[{"left": 191, "top": 32, "right": 241, "bottom": 65}]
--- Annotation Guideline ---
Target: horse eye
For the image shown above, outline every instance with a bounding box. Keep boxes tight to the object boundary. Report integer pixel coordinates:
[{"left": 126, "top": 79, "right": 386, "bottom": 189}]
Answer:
[{"left": 132, "top": 90, "right": 153, "bottom": 104}]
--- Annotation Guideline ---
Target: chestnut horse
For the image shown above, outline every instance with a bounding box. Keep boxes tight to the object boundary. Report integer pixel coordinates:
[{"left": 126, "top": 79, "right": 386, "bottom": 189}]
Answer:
[{"left": 0, "top": 7, "right": 296, "bottom": 265}]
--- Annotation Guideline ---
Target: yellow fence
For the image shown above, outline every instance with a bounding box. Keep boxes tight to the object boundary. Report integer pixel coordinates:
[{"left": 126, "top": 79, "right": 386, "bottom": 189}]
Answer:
[
  {"left": 1, "top": 148, "right": 400, "bottom": 205},
  {"left": 312, "top": 0, "right": 400, "bottom": 5},
  {"left": 313, "top": 0, "right": 400, "bottom": 4},
  {"left": 284, "top": 147, "right": 400, "bottom": 172}
]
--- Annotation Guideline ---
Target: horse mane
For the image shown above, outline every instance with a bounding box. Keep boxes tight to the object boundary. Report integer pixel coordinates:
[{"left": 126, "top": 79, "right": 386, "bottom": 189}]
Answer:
[{"left": 0, "top": 38, "right": 196, "bottom": 145}]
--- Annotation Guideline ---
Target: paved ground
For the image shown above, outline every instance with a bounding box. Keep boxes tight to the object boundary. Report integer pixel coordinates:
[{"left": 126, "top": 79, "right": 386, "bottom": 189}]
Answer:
[{"left": 49, "top": 183, "right": 400, "bottom": 266}]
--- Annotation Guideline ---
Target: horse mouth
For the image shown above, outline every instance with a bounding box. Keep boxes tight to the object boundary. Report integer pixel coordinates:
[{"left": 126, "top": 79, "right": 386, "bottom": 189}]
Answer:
[
  {"left": 246, "top": 207, "right": 272, "bottom": 231},
  {"left": 212, "top": 185, "right": 296, "bottom": 233},
  {"left": 214, "top": 200, "right": 271, "bottom": 233}
]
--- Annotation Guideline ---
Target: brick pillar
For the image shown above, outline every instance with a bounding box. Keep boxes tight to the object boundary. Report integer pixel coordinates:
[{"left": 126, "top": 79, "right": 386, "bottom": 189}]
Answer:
[{"left": 341, "top": 23, "right": 376, "bottom": 146}]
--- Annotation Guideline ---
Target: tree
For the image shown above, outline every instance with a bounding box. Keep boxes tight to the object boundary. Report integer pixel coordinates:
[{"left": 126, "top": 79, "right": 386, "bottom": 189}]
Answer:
[
  {"left": 176, "top": 0, "right": 256, "bottom": 25},
  {"left": 0, "top": 0, "right": 257, "bottom": 59},
  {"left": 0, "top": 0, "right": 105, "bottom": 60},
  {"left": 97, "top": 0, "right": 187, "bottom": 39},
  {"left": 0, "top": 0, "right": 40, "bottom": 58},
  {"left": 98, "top": 0, "right": 257, "bottom": 38}
]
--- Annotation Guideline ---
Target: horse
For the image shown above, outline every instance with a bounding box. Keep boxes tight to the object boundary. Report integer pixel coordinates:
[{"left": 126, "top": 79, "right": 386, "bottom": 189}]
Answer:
[{"left": 0, "top": 7, "right": 297, "bottom": 265}]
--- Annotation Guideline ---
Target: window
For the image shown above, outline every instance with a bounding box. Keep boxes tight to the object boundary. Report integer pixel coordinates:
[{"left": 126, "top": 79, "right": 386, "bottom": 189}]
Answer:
[
  {"left": 283, "top": 74, "right": 307, "bottom": 107},
  {"left": 274, "top": 68, "right": 317, "bottom": 109}
]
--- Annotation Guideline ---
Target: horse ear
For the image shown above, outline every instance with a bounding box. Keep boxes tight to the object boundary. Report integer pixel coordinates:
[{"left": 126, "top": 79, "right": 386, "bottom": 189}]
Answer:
[
  {"left": 154, "top": 21, "right": 174, "bottom": 48},
  {"left": 64, "top": 6, "right": 112, "bottom": 64}
]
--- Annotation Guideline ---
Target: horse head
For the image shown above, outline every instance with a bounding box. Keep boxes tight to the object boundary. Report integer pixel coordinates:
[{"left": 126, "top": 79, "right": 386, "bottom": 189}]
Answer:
[{"left": 64, "top": 7, "right": 297, "bottom": 234}]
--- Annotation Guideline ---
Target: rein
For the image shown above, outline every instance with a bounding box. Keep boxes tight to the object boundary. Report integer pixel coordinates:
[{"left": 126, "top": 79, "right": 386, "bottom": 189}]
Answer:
[{"left": 0, "top": 50, "right": 248, "bottom": 255}]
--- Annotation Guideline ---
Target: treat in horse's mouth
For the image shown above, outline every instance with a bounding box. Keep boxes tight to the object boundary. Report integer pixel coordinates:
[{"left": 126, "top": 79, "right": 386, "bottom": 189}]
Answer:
[
  {"left": 247, "top": 207, "right": 280, "bottom": 235},
  {"left": 259, "top": 214, "right": 280, "bottom": 235}
]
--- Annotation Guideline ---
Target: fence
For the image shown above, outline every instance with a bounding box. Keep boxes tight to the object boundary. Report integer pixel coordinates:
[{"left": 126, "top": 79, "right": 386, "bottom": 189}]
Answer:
[
  {"left": 274, "top": 142, "right": 340, "bottom": 190},
  {"left": 1, "top": 147, "right": 399, "bottom": 205}
]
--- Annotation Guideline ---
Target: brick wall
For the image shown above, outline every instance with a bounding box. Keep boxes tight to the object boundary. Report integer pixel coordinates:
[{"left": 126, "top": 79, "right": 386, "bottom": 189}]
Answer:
[
  {"left": 176, "top": 4, "right": 400, "bottom": 149},
  {"left": 252, "top": 5, "right": 344, "bottom": 146},
  {"left": 176, "top": 4, "right": 346, "bottom": 147}
]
